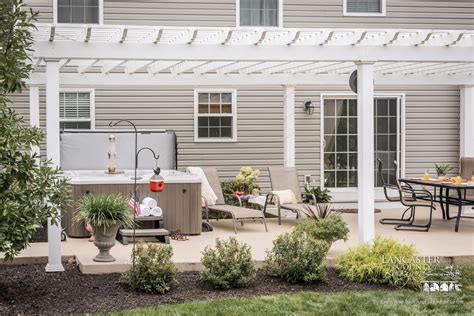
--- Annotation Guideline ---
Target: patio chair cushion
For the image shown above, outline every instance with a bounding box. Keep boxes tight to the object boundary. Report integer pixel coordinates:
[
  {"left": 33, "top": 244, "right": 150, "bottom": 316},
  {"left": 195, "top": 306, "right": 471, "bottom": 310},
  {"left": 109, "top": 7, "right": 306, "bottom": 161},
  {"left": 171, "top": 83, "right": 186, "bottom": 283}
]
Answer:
[
  {"left": 207, "top": 204, "right": 265, "bottom": 219},
  {"left": 268, "top": 166, "right": 303, "bottom": 203},
  {"left": 273, "top": 189, "right": 297, "bottom": 205}
]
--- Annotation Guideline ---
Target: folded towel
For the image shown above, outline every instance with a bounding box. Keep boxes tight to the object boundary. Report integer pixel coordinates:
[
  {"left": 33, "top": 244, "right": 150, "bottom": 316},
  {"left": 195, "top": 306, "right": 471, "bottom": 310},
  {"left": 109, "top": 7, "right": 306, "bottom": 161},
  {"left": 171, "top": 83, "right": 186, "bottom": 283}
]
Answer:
[
  {"left": 142, "top": 197, "right": 157, "bottom": 209},
  {"left": 150, "top": 206, "right": 163, "bottom": 217},
  {"left": 139, "top": 204, "right": 151, "bottom": 216},
  {"left": 186, "top": 167, "right": 218, "bottom": 206}
]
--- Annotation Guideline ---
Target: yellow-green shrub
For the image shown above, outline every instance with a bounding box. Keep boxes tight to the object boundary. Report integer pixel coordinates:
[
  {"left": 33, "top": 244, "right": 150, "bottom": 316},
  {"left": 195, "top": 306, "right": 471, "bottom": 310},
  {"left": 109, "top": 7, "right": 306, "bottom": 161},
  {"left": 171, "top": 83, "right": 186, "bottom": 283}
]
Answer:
[{"left": 336, "top": 236, "right": 428, "bottom": 290}]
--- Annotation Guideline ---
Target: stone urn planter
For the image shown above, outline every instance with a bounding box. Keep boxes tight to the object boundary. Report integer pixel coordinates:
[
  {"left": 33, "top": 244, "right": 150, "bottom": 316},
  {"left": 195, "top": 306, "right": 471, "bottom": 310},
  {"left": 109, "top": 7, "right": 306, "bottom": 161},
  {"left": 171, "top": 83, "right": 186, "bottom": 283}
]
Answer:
[
  {"left": 74, "top": 194, "right": 135, "bottom": 264},
  {"left": 92, "top": 223, "right": 121, "bottom": 262}
]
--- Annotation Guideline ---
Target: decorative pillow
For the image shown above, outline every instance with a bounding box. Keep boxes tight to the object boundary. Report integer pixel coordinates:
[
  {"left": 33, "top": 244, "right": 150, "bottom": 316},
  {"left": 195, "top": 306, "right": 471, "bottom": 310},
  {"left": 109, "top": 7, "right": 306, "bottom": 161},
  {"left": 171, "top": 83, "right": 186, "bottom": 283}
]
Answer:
[{"left": 272, "top": 189, "right": 297, "bottom": 205}]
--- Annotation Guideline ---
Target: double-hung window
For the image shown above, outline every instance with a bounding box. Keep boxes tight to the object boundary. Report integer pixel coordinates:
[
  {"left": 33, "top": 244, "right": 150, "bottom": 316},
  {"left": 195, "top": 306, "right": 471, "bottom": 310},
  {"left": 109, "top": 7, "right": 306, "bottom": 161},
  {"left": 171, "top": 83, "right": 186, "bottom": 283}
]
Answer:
[
  {"left": 194, "top": 90, "right": 237, "bottom": 142},
  {"left": 56, "top": 0, "right": 101, "bottom": 24},
  {"left": 59, "top": 90, "right": 94, "bottom": 130},
  {"left": 322, "top": 97, "right": 401, "bottom": 188},
  {"left": 239, "top": 0, "right": 280, "bottom": 27},
  {"left": 343, "top": 0, "right": 386, "bottom": 16}
]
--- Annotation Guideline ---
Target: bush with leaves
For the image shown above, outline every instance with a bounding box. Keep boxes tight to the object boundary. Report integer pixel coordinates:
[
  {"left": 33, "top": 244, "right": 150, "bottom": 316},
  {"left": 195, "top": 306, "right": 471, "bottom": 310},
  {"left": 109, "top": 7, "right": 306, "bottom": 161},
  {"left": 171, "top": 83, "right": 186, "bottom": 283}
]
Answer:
[
  {"left": 294, "top": 215, "right": 349, "bottom": 246},
  {"left": 303, "top": 186, "right": 332, "bottom": 204},
  {"left": 0, "top": 0, "right": 71, "bottom": 261},
  {"left": 336, "top": 236, "right": 428, "bottom": 290},
  {"left": 201, "top": 237, "right": 256, "bottom": 289},
  {"left": 122, "top": 241, "right": 177, "bottom": 294},
  {"left": 265, "top": 231, "right": 329, "bottom": 283}
]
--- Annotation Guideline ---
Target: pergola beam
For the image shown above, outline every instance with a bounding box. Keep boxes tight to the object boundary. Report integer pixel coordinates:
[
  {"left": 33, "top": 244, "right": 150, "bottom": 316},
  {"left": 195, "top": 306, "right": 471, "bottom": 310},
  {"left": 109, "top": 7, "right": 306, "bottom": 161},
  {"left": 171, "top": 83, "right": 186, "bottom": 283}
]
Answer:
[
  {"left": 28, "top": 72, "right": 474, "bottom": 86},
  {"left": 32, "top": 42, "right": 474, "bottom": 63}
]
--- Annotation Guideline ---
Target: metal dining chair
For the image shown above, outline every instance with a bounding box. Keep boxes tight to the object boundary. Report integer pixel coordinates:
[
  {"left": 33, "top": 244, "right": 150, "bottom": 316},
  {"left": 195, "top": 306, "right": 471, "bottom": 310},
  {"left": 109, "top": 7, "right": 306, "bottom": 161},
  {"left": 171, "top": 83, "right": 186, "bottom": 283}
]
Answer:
[
  {"left": 393, "top": 160, "right": 436, "bottom": 232},
  {"left": 377, "top": 158, "right": 414, "bottom": 225}
]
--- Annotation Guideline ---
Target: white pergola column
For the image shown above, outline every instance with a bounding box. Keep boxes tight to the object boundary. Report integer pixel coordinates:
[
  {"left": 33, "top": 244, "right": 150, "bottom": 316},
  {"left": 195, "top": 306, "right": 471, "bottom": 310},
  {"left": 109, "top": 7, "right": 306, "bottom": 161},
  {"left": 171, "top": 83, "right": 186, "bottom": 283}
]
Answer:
[
  {"left": 460, "top": 85, "right": 474, "bottom": 157},
  {"left": 283, "top": 85, "right": 295, "bottom": 167},
  {"left": 29, "top": 85, "right": 40, "bottom": 157},
  {"left": 45, "top": 60, "right": 64, "bottom": 272},
  {"left": 356, "top": 62, "right": 375, "bottom": 244}
]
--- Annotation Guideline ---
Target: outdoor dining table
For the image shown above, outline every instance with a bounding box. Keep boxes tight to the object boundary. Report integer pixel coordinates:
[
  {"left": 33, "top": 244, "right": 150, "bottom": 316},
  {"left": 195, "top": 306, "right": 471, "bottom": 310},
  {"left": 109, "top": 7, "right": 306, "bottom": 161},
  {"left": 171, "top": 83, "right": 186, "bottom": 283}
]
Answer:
[{"left": 399, "top": 178, "right": 474, "bottom": 232}]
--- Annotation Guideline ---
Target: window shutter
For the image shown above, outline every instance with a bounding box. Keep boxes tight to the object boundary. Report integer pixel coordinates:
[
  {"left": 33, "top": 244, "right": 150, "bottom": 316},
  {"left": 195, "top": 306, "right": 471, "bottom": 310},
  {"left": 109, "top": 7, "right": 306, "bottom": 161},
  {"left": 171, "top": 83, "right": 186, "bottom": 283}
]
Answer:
[{"left": 347, "top": 0, "right": 381, "bottom": 13}]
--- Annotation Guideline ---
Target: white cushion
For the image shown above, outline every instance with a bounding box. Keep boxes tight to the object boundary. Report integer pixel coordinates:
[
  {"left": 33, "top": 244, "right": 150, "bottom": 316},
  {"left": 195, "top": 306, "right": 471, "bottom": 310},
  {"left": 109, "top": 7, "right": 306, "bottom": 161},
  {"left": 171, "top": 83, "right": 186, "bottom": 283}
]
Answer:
[{"left": 272, "top": 189, "right": 297, "bottom": 205}]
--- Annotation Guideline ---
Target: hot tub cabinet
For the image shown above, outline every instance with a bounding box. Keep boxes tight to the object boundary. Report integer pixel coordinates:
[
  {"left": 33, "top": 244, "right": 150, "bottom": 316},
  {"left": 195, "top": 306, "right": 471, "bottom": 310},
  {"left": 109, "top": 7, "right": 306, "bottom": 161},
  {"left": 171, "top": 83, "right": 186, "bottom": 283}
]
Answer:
[{"left": 64, "top": 170, "right": 202, "bottom": 237}]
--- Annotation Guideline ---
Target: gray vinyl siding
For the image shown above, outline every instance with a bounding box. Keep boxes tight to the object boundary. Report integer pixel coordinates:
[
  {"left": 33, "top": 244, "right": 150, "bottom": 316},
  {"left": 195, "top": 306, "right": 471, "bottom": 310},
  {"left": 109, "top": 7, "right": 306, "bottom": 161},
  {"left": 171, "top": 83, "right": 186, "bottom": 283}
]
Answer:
[
  {"left": 284, "top": 0, "right": 474, "bottom": 29},
  {"left": 8, "top": 85, "right": 459, "bottom": 193},
  {"left": 104, "top": 0, "right": 236, "bottom": 26},
  {"left": 25, "top": 0, "right": 473, "bottom": 29},
  {"left": 93, "top": 86, "right": 283, "bottom": 192}
]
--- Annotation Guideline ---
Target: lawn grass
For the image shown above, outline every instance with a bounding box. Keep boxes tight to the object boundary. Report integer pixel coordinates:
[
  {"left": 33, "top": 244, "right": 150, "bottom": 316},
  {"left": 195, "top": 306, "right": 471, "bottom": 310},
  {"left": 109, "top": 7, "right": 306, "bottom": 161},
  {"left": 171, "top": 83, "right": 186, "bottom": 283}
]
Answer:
[{"left": 110, "top": 265, "right": 474, "bottom": 316}]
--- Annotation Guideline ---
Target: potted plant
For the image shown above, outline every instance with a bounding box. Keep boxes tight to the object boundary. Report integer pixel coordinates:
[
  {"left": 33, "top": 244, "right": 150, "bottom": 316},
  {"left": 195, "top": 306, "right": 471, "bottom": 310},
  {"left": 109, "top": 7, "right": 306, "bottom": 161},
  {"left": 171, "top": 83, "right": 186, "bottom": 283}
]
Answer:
[
  {"left": 75, "top": 194, "right": 135, "bottom": 262},
  {"left": 434, "top": 163, "right": 453, "bottom": 178},
  {"left": 302, "top": 185, "right": 333, "bottom": 217}
]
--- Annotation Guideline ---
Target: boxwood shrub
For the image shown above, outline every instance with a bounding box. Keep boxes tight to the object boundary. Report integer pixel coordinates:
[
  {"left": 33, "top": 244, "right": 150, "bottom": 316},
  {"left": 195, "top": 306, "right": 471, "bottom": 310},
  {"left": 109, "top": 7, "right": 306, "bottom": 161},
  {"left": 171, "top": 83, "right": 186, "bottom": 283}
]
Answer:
[
  {"left": 336, "top": 236, "right": 428, "bottom": 290},
  {"left": 122, "top": 241, "right": 177, "bottom": 294},
  {"left": 294, "top": 214, "right": 349, "bottom": 246},
  {"left": 265, "top": 231, "right": 330, "bottom": 283},
  {"left": 201, "top": 237, "right": 256, "bottom": 289}
]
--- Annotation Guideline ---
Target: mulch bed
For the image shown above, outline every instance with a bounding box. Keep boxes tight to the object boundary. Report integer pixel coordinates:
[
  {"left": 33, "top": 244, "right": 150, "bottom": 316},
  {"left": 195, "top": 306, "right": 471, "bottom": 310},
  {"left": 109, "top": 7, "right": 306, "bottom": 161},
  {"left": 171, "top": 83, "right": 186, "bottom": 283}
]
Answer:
[{"left": 0, "top": 263, "right": 393, "bottom": 315}]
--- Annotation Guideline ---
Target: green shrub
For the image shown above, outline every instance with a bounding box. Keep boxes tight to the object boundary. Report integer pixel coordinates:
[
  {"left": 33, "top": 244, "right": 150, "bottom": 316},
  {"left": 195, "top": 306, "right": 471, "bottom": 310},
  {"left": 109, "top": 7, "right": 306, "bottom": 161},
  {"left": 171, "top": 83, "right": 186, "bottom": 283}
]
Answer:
[
  {"left": 265, "top": 231, "right": 329, "bottom": 283},
  {"left": 201, "top": 237, "right": 256, "bottom": 289},
  {"left": 336, "top": 236, "right": 428, "bottom": 290},
  {"left": 295, "top": 215, "right": 349, "bottom": 246},
  {"left": 122, "top": 242, "right": 177, "bottom": 293}
]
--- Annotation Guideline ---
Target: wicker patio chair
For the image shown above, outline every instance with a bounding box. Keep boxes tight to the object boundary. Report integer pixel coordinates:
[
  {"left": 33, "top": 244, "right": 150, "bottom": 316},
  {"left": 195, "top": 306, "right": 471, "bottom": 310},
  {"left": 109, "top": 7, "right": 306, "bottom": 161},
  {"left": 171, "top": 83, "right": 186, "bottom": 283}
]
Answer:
[
  {"left": 267, "top": 166, "right": 317, "bottom": 225},
  {"left": 201, "top": 168, "right": 268, "bottom": 234}
]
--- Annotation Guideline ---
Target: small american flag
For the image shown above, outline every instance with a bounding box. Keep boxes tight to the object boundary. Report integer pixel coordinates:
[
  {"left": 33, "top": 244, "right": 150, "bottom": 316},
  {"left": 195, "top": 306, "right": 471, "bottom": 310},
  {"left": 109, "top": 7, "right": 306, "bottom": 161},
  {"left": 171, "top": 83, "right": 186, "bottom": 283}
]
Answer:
[{"left": 128, "top": 194, "right": 140, "bottom": 216}]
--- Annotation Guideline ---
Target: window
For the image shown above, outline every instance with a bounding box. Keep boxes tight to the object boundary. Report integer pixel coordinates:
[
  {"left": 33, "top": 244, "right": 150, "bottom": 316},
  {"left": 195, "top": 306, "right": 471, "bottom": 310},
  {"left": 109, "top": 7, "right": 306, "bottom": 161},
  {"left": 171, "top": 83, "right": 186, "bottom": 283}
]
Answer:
[
  {"left": 194, "top": 90, "right": 237, "bottom": 142},
  {"left": 239, "top": 0, "right": 280, "bottom": 27},
  {"left": 59, "top": 91, "right": 94, "bottom": 130},
  {"left": 343, "top": 0, "right": 386, "bottom": 16},
  {"left": 56, "top": 0, "right": 101, "bottom": 24},
  {"left": 322, "top": 97, "right": 400, "bottom": 188}
]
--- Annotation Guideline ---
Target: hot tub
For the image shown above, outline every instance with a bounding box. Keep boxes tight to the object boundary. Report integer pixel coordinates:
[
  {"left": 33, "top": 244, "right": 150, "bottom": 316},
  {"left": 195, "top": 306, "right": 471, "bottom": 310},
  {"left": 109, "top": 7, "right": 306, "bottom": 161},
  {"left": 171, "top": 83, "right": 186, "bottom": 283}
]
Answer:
[{"left": 63, "top": 170, "right": 202, "bottom": 237}]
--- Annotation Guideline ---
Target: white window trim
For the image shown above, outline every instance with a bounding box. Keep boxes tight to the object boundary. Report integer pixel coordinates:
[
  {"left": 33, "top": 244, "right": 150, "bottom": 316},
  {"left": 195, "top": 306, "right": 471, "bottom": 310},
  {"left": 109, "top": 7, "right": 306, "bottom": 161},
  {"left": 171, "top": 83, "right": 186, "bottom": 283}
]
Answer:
[
  {"left": 319, "top": 92, "right": 405, "bottom": 191},
  {"left": 53, "top": 0, "right": 104, "bottom": 24},
  {"left": 194, "top": 89, "right": 238, "bottom": 143},
  {"left": 236, "top": 0, "right": 284, "bottom": 29},
  {"left": 59, "top": 88, "right": 96, "bottom": 130},
  {"left": 343, "top": 0, "right": 386, "bottom": 17}
]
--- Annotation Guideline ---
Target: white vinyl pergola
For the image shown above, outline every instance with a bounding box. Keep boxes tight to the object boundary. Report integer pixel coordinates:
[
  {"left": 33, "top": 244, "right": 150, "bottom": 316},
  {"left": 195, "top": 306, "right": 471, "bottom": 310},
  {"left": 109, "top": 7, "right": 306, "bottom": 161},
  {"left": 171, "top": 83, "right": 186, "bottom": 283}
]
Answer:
[{"left": 27, "top": 24, "right": 474, "bottom": 272}]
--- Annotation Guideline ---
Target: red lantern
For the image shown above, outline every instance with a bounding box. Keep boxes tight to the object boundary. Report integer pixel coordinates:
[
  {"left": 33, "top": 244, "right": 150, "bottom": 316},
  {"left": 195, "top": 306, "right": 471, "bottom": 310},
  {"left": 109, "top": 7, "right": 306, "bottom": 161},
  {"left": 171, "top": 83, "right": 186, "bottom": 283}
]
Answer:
[{"left": 150, "top": 168, "right": 164, "bottom": 192}]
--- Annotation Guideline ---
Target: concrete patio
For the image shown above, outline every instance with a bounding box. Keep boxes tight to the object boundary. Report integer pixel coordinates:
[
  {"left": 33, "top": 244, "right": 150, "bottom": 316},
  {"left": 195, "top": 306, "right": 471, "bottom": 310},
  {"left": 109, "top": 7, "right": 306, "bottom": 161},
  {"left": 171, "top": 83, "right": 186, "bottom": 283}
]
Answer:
[{"left": 3, "top": 204, "right": 473, "bottom": 274}]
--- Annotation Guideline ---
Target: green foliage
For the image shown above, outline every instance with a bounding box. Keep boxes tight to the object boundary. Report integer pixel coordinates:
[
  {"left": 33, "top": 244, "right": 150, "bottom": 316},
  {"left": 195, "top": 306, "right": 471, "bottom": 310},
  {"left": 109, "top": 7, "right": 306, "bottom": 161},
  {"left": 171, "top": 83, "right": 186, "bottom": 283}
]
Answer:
[
  {"left": 75, "top": 194, "right": 135, "bottom": 228},
  {"left": 294, "top": 215, "right": 349, "bottom": 246},
  {"left": 265, "top": 231, "right": 329, "bottom": 283},
  {"left": 0, "top": 1, "right": 71, "bottom": 261},
  {"left": 235, "top": 166, "right": 260, "bottom": 190},
  {"left": 1, "top": 0, "right": 37, "bottom": 93},
  {"left": 434, "top": 163, "right": 453, "bottom": 177},
  {"left": 122, "top": 241, "right": 177, "bottom": 294},
  {"left": 303, "top": 186, "right": 332, "bottom": 204},
  {"left": 336, "top": 236, "right": 428, "bottom": 290},
  {"left": 201, "top": 237, "right": 256, "bottom": 289},
  {"left": 299, "top": 203, "right": 334, "bottom": 220}
]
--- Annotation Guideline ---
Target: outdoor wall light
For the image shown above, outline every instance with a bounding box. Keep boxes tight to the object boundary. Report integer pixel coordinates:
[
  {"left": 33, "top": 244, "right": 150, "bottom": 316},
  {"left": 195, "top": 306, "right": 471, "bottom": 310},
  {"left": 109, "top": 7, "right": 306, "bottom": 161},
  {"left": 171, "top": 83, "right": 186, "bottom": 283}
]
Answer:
[{"left": 304, "top": 101, "right": 315, "bottom": 115}]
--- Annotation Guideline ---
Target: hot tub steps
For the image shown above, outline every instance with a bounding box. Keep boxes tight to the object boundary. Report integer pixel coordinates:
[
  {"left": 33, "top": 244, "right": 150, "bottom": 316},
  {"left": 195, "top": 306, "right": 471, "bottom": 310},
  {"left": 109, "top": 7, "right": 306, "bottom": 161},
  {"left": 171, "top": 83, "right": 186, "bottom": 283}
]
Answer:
[{"left": 118, "top": 228, "right": 170, "bottom": 245}]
